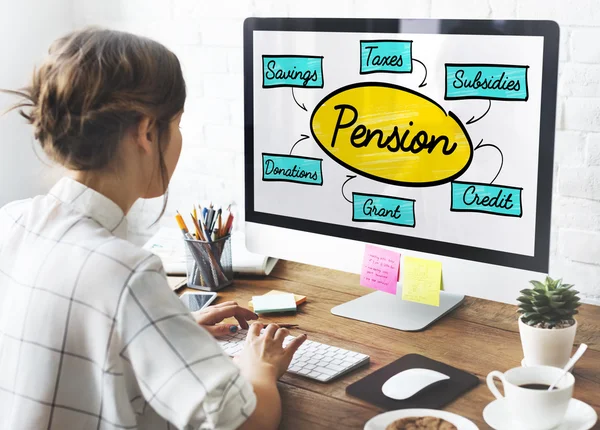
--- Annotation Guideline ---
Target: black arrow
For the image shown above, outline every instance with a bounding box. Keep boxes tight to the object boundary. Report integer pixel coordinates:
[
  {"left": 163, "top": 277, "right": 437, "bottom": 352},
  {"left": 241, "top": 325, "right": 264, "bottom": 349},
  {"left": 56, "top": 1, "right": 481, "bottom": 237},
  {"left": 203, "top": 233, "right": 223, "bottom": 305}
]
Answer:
[
  {"left": 412, "top": 59, "right": 428, "bottom": 88},
  {"left": 341, "top": 175, "right": 356, "bottom": 204},
  {"left": 289, "top": 134, "right": 310, "bottom": 155},
  {"left": 291, "top": 88, "right": 307, "bottom": 111},
  {"left": 474, "top": 139, "right": 504, "bottom": 184},
  {"left": 467, "top": 99, "right": 492, "bottom": 125}
]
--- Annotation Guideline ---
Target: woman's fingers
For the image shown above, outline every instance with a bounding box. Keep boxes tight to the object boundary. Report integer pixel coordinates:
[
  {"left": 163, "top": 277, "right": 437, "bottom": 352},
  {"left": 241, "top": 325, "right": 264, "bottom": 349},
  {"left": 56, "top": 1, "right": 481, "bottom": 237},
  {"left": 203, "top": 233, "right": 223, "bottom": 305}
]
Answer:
[
  {"left": 263, "top": 323, "right": 279, "bottom": 339},
  {"left": 234, "top": 315, "right": 251, "bottom": 330},
  {"left": 203, "top": 305, "right": 258, "bottom": 327},
  {"left": 212, "top": 301, "right": 238, "bottom": 308},
  {"left": 274, "top": 328, "right": 289, "bottom": 345},
  {"left": 203, "top": 324, "right": 238, "bottom": 337},
  {"left": 284, "top": 334, "right": 308, "bottom": 359},
  {"left": 247, "top": 322, "right": 263, "bottom": 340}
]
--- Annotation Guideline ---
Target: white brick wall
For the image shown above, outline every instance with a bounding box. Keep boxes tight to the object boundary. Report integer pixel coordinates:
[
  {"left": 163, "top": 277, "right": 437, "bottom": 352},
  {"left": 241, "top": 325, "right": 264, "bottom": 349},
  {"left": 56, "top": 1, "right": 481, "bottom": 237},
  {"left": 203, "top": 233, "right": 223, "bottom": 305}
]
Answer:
[{"left": 74, "top": 0, "right": 600, "bottom": 304}]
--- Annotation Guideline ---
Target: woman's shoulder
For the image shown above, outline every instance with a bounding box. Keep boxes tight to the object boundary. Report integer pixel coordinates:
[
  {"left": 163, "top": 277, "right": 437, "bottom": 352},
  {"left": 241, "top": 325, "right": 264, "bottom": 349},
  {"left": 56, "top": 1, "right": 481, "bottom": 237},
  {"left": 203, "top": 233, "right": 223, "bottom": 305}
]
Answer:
[
  {"left": 0, "top": 197, "right": 32, "bottom": 219},
  {"left": 0, "top": 198, "right": 33, "bottom": 237},
  {"left": 95, "top": 234, "right": 165, "bottom": 276}
]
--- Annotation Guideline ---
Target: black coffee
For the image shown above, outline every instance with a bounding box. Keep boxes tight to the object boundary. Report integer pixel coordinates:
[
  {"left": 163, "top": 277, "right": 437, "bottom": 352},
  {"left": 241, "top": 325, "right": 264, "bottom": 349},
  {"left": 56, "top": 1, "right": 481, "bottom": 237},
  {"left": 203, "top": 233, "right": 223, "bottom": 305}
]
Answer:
[{"left": 518, "top": 383, "right": 555, "bottom": 390}]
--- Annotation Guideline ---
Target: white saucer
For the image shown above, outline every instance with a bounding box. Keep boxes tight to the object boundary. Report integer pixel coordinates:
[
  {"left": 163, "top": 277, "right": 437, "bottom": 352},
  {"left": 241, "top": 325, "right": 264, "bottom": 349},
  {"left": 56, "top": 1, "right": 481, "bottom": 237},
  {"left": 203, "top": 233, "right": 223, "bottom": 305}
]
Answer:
[
  {"left": 483, "top": 397, "right": 597, "bottom": 430},
  {"left": 364, "top": 408, "right": 478, "bottom": 430}
]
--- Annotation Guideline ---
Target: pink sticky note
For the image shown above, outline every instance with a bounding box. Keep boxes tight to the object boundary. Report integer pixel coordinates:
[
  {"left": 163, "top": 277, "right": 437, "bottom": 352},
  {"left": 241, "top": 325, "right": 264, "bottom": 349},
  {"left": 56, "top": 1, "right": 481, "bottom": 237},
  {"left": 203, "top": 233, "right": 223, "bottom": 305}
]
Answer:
[{"left": 360, "top": 244, "right": 400, "bottom": 294}]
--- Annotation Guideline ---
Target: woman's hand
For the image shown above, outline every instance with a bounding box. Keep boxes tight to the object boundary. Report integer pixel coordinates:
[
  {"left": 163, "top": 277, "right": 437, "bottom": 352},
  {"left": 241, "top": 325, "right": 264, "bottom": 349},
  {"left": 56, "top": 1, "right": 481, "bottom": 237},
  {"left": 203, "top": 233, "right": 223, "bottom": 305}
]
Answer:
[
  {"left": 234, "top": 322, "right": 307, "bottom": 382},
  {"left": 192, "top": 301, "right": 258, "bottom": 337}
]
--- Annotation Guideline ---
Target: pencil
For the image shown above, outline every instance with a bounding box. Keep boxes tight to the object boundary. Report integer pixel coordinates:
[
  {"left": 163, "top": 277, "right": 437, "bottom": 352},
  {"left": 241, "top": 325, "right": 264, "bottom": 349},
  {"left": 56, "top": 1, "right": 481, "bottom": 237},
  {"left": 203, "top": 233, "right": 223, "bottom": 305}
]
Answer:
[
  {"left": 225, "top": 213, "right": 234, "bottom": 234},
  {"left": 221, "top": 211, "right": 230, "bottom": 237},
  {"left": 175, "top": 211, "right": 192, "bottom": 239},
  {"left": 190, "top": 212, "right": 204, "bottom": 240}
]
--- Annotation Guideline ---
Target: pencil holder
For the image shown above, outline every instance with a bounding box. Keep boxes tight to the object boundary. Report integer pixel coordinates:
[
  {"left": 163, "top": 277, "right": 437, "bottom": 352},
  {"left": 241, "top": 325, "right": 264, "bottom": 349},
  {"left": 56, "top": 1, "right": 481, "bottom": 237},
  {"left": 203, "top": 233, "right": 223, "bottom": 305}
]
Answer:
[{"left": 184, "top": 235, "right": 233, "bottom": 291}]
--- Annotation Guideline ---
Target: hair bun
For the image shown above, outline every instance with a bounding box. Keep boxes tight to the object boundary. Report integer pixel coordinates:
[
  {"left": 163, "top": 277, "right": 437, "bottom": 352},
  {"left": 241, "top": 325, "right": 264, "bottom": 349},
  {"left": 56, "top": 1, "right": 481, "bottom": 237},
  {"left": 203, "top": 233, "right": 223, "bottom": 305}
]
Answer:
[{"left": 2, "top": 27, "right": 186, "bottom": 171}]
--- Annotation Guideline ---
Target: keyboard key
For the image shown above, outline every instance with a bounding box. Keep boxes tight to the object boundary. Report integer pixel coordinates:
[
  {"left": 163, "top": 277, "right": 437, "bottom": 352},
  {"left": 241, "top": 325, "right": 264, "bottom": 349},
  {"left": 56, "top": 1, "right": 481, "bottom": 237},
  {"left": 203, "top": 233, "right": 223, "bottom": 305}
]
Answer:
[
  {"left": 326, "top": 363, "right": 345, "bottom": 372},
  {"left": 314, "top": 366, "right": 336, "bottom": 376},
  {"left": 308, "top": 371, "right": 322, "bottom": 379},
  {"left": 332, "top": 359, "right": 343, "bottom": 365},
  {"left": 304, "top": 364, "right": 316, "bottom": 371},
  {"left": 299, "top": 369, "right": 312, "bottom": 376},
  {"left": 316, "top": 373, "right": 330, "bottom": 382}
]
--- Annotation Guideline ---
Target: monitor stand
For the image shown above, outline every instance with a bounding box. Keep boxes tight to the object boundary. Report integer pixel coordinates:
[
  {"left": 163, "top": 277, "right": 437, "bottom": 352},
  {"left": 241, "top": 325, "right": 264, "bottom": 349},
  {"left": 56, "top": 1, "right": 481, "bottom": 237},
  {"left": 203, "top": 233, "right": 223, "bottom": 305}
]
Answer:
[{"left": 331, "top": 288, "right": 465, "bottom": 332}]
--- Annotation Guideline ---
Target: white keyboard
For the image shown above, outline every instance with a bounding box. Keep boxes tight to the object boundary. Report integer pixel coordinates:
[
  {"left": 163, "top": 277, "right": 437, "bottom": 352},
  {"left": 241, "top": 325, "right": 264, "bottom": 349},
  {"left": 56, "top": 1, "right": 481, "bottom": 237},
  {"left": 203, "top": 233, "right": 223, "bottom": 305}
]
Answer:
[{"left": 217, "top": 329, "right": 370, "bottom": 382}]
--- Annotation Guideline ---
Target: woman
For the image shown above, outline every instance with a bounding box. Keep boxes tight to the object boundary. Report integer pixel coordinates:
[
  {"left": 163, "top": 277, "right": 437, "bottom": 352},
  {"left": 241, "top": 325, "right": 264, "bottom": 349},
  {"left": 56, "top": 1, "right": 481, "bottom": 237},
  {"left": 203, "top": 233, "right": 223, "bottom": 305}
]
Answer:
[{"left": 0, "top": 28, "right": 305, "bottom": 429}]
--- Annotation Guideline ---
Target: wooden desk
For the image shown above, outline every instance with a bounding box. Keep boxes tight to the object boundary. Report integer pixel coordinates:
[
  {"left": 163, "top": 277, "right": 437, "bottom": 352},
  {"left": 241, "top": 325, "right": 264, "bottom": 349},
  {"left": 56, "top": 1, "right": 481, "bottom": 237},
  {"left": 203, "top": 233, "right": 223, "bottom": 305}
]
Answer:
[{"left": 170, "top": 261, "right": 600, "bottom": 429}]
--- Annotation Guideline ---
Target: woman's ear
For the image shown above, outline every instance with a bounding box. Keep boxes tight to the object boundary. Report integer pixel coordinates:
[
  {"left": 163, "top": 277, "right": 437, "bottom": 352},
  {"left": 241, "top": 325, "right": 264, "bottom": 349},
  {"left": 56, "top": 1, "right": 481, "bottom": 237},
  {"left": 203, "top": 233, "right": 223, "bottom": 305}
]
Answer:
[{"left": 135, "top": 116, "right": 156, "bottom": 154}]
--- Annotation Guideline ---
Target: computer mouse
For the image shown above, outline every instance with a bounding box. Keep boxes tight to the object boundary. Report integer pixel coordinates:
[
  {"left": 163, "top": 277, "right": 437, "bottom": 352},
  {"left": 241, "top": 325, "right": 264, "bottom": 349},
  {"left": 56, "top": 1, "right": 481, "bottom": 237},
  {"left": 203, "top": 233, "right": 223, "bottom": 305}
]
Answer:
[{"left": 382, "top": 368, "right": 450, "bottom": 400}]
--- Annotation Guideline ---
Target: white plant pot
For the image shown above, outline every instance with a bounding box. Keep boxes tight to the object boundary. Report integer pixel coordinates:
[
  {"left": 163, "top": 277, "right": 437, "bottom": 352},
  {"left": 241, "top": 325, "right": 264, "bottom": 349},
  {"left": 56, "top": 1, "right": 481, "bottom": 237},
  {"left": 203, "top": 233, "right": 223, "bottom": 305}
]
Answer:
[{"left": 518, "top": 317, "right": 577, "bottom": 368}]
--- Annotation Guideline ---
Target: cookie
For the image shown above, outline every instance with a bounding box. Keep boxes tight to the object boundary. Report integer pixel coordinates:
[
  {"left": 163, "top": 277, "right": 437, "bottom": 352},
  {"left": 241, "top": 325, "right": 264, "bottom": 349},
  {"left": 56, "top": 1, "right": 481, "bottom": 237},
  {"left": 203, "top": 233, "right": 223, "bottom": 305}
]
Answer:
[{"left": 385, "top": 416, "right": 457, "bottom": 430}]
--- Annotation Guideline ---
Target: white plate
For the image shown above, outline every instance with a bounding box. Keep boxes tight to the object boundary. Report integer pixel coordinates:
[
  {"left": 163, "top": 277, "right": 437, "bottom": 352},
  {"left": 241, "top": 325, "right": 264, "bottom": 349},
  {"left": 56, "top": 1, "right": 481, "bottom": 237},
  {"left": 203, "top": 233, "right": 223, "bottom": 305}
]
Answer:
[
  {"left": 364, "top": 409, "right": 479, "bottom": 430},
  {"left": 483, "top": 398, "right": 597, "bottom": 430}
]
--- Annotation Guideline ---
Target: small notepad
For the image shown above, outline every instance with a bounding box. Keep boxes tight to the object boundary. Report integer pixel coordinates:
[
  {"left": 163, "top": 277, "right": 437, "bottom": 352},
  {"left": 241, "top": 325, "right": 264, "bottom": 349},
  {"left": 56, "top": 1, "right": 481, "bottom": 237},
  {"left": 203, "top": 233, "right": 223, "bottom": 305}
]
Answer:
[
  {"left": 252, "top": 293, "right": 297, "bottom": 314},
  {"left": 248, "top": 290, "right": 306, "bottom": 310},
  {"left": 402, "top": 256, "right": 442, "bottom": 307}
]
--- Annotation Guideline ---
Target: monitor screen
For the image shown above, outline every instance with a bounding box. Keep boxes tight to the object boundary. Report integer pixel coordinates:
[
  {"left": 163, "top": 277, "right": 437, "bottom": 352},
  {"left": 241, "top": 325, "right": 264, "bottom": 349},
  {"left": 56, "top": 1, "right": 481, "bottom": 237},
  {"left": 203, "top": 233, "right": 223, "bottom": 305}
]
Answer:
[{"left": 244, "top": 18, "right": 558, "bottom": 273}]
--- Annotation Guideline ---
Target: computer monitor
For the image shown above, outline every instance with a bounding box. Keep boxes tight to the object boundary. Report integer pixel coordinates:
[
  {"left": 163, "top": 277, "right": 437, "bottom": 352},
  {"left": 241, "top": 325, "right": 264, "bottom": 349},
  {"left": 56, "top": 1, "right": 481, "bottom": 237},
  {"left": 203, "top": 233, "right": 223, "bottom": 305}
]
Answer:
[{"left": 243, "top": 18, "right": 559, "bottom": 330}]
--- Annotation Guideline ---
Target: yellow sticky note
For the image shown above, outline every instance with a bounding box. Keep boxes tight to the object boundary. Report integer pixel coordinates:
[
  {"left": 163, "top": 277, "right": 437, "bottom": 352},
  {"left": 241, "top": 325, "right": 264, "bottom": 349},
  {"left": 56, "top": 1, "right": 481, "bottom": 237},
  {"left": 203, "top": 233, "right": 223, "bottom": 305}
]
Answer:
[{"left": 402, "top": 256, "right": 442, "bottom": 307}]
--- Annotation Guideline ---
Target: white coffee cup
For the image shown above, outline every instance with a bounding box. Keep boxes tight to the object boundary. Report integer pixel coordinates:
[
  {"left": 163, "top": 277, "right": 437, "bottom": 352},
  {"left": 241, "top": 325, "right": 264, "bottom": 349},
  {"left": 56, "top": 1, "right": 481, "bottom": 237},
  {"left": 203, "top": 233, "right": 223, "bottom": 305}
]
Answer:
[{"left": 486, "top": 365, "right": 574, "bottom": 430}]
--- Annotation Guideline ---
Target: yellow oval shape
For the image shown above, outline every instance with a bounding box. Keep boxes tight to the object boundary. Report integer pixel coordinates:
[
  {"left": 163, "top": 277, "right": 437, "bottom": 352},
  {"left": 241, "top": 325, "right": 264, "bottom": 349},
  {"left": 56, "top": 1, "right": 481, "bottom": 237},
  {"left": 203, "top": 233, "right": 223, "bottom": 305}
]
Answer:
[{"left": 310, "top": 83, "right": 473, "bottom": 186}]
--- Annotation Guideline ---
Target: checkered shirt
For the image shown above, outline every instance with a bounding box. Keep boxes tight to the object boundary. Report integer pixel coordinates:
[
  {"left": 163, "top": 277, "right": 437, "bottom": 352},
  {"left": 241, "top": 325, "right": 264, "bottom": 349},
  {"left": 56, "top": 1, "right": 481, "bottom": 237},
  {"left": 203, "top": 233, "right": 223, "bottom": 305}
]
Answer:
[{"left": 0, "top": 177, "right": 256, "bottom": 430}]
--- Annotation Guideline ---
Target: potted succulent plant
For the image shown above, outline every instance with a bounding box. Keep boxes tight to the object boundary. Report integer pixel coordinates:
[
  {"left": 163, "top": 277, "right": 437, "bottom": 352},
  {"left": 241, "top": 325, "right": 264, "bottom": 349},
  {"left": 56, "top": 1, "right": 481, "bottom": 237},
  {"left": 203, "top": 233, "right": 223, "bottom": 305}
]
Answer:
[{"left": 517, "top": 276, "right": 581, "bottom": 368}]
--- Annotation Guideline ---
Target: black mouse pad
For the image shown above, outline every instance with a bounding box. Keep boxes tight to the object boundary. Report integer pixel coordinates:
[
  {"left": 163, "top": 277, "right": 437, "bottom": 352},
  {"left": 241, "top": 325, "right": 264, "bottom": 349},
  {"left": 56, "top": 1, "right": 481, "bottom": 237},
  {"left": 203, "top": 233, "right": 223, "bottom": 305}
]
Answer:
[{"left": 346, "top": 354, "right": 479, "bottom": 410}]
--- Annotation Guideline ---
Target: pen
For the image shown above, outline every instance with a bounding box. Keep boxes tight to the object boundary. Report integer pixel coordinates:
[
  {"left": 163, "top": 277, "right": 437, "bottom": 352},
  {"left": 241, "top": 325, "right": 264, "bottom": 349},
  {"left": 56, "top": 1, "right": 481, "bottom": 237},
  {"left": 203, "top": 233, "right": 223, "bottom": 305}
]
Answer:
[
  {"left": 210, "top": 209, "right": 220, "bottom": 235},
  {"left": 198, "top": 213, "right": 212, "bottom": 242},
  {"left": 206, "top": 208, "right": 215, "bottom": 233},
  {"left": 231, "top": 324, "right": 299, "bottom": 331},
  {"left": 215, "top": 209, "right": 222, "bottom": 234}
]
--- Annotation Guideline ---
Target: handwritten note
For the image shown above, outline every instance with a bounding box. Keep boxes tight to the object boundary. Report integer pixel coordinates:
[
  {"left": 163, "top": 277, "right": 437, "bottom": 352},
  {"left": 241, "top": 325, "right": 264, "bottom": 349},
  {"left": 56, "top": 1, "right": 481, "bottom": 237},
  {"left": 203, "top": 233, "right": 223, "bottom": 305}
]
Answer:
[
  {"left": 402, "top": 256, "right": 442, "bottom": 306},
  {"left": 360, "top": 245, "right": 400, "bottom": 294}
]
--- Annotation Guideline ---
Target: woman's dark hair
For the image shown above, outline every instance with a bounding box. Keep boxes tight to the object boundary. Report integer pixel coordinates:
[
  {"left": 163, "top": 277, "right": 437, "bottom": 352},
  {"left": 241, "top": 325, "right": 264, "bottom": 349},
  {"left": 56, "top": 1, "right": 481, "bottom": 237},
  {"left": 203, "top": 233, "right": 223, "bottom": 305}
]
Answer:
[{"left": 2, "top": 27, "right": 186, "bottom": 215}]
